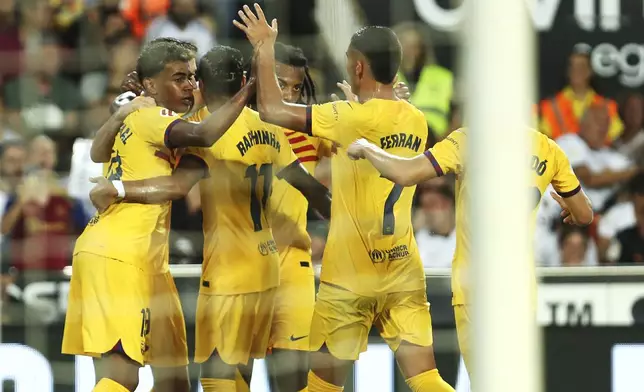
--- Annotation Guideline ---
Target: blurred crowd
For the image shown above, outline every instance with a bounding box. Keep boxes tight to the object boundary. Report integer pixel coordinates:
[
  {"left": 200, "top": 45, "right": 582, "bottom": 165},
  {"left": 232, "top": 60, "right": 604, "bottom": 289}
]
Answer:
[{"left": 0, "top": 0, "right": 642, "bottom": 304}]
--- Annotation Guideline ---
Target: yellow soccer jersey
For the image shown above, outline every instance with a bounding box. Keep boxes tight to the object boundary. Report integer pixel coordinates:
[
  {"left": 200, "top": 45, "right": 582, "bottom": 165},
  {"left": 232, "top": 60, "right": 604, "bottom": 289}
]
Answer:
[
  {"left": 425, "top": 129, "right": 581, "bottom": 304},
  {"left": 270, "top": 131, "right": 333, "bottom": 253},
  {"left": 307, "top": 99, "right": 427, "bottom": 296},
  {"left": 183, "top": 107, "right": 298, "bottom": 295},
  {"left": 74, "top": 106, "right": 183, "bottom": 273}
]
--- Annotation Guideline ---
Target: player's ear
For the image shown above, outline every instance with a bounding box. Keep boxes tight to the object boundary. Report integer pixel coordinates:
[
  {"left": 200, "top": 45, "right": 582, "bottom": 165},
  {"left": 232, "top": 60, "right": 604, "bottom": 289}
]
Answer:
[
  {"left": 355, "top": 61, "right": 364, "bottom": 80},
  {"left": 142, "top": 78, "right": 157, "bottom": 96}
]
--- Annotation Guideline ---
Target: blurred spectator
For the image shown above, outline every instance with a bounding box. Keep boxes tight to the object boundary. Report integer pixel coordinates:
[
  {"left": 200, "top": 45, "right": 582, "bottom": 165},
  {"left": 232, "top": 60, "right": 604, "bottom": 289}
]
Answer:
[
  {"left": 0, "top": 0, "right": 21, "bottom": 88},
  {"left": 556, "top": 104, "right": 639, "bottom": 212},
  {"left": 394, "top": 22, "right": 453, "bottom": 140},
  {"left": 597, "top": 198, "right": 636, "bottom": 263},
  {"left": 0, "top": 141, "right": 27, "bottom": 241},
  {"left": 558, "top": 225, "right": 590, "bottom": 266},
  {"left": 144, "top": 0, "right": 215, "bottom": 59},
  {"left": 539, "top": 45, "right": 622, "bottom": 142},
  {"left": 0, "top": 136, "right": 88, "bottom": 272},
  {"left": 67, "top": 137, "right": 102, "bottom": 216},
  {"left": 612, "top": 175, "right": 644, "bottom": 264},
  {"left": 121, "top": 0, "right": 170, "bottom": 40},
  {"left": 2, "top": 36, "right": 82, "bottom": 137},
  {"left": 615, "top": 92, "right": 644, "bottom": 167},
  {"left": 534, "top": 187, "right": 599, "bottom": 266},
  {"left": 414, "top": 180, "right": 456, "bottom": 269}
]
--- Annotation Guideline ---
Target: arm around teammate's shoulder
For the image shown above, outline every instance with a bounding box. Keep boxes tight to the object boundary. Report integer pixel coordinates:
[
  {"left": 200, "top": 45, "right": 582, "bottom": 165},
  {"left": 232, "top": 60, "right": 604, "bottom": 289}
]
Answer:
[
  {"left": 347, "top": 139, "right": 441, "bottom": 186},
  {"left": 92, "top": 96, "right": 156, "bottom": 162},
  {"left": 165, "top": 78, "right": 256, "bottom": 148}
]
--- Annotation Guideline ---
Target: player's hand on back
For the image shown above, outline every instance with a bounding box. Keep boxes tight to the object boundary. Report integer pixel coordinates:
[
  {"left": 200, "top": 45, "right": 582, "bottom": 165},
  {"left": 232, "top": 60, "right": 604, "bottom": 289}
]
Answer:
[
  {"left": 233, "top": 3, "right": 278, "bottom": 48},
  {"left": 347, "top": 138, "right": 373, "bottom": 160},
  {"left": 89, "top": 177, "right": 119, "bottom": 213},
  {"left": 330, "top": 80, "right": 358, "bottom": 102},
  {"left": 121, "top": 70, "right": 144, "bottom": 95}
]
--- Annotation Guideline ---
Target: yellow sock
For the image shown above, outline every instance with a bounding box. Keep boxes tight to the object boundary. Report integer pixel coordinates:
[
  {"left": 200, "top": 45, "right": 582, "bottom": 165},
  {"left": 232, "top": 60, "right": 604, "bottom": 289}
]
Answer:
[
  {"left": 92, "top": 378, "right": 130, "bottom": 392},
  {"left": 307, "top": 370, "right": 343, "bottom": 392},
  {"left": 234, "top": 368, "right": 250, "bottom": 392},
  {"left": 406, "top": 369, "right": 455, "bottom": 392},
  {"left": 200, "top": 378, "right": 236, "bottom": 392}
]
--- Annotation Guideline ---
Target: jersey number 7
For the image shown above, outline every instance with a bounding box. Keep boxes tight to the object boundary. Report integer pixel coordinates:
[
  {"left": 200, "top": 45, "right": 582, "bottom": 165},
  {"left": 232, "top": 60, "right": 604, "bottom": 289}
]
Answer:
[
  {"left": 382, "top": 182, "right": 404, "bottom": 235},
  {"left": 246, "top": 163, "right": 273, "bottom": 232}
]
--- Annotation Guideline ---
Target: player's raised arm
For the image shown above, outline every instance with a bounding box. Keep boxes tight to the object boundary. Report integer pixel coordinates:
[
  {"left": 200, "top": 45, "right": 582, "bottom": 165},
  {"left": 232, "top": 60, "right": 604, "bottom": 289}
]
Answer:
[
  {"left": 234, "top": 4, "right": 309, "bottom": 133},
  {"left": 277, "top": 161, "right": 332, "bottom": 220},
  {"left": 91, "top": 96, "right": 156, "bottom": 162},
  {"left": 89, "top": 155, "right": 207, "bottom": 211},
  {"left": 164, "top": 77, "right": 256, "bottom": 148}
]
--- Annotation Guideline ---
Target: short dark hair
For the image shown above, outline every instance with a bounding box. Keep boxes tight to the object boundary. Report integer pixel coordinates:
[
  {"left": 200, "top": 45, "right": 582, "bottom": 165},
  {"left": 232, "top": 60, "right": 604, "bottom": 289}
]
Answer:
[
  {"left": 197, "top": 45, "right": 244, "bottom": 97},
  {"left": 349, "top": 26, "right": 402, "bottom": 84},
  {"left": 136, "top": 38, "right": 195, "bottom": 81},
  {"left": 274, "top": 42, "right": 317, "bottom": 104},
  {"left": 629, "top": 173, "right": 644, "bottom": 196}
]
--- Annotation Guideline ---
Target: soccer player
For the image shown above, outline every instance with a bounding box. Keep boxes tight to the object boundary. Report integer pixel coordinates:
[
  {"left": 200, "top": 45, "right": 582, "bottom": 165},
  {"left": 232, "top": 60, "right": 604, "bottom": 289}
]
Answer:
[
  {"left": 62, "top": 38, "right": 255, "bottom": 392},
  {"left": 254, "top": 42, "right": 332, "bottom": 392},
  {"left": 88, "top": 45, "right": 332, "bottom": 392},
  {"left": 234, "top": 5, "right": 455, "bottom": 392},
  {"left": 345, "top": 129, "right": 594, "bottom": 377}
]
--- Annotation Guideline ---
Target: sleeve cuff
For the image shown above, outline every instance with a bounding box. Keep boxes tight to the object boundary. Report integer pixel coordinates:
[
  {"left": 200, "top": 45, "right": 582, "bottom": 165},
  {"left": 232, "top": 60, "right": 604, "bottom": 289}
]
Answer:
[
  {"left": 423, "top": 150, "right": 444, "bottom": 177},
  {"left": 557, "top": 184, "right": 581, "bottom": 198},
  {"left": 305, "top": 106, "right": 313, "bottom": 136},
  {"left": 164, "top": 119, "right": 183, "bottom": 149},
  {"left": 178, "top": 154, "right": 210, "bottom": 178}
]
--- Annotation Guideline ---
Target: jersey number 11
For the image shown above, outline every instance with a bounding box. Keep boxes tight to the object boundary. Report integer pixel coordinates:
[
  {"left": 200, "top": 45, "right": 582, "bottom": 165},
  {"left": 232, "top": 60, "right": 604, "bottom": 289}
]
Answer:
[{"left": 246, "top": 163, "right": 273, "bottom": 232}]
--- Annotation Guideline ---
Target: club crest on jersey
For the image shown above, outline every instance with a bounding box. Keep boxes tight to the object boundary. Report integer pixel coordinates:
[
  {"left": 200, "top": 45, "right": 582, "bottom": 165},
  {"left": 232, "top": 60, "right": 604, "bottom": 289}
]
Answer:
[{"left": 160, "top": 109, "right": 176, "bottom": 117}]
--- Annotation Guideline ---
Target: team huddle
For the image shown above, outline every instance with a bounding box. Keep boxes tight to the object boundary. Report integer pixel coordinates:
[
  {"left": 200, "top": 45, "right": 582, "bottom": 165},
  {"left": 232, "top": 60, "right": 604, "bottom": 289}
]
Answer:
[{"left": 61, "top": 4, "right": 593, "bottom": 392}]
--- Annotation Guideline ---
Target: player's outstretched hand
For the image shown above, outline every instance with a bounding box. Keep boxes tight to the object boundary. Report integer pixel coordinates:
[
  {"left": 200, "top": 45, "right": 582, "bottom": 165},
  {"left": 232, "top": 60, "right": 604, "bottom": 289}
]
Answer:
[
  {"left": 550, "top": 191, "right": 576, "bottom": 225},
  {"left": 330, "top": 80, "right": 358, "bottom": 102},
  {"left": 89, "top": 177, "right": 118, "bottom": 213},
  {"left": 233, "top": 3, "right": 278, "bottom": 48},
  {"left": 347, "top": 138, "right": 372, "bottom": 160},
  {"left": 121, "top": 71, "right": 144, "bottom": 95}
]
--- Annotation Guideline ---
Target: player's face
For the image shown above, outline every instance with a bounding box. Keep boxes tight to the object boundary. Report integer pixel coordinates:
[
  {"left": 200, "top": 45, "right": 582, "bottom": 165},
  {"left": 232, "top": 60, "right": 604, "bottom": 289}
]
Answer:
[
  {"left": 150, "top": 61, "right": 196, "bottom": 113},
  {"left": 276, "top": 62, "right": 305, "bottom": 104}
]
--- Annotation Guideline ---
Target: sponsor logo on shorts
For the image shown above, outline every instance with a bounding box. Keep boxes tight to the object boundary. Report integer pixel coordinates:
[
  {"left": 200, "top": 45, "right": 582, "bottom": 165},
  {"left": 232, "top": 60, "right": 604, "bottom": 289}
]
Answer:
[
  {"left": 289, "top": 334, "right": 308, "bottom": 342},
  {"left": 257, "top": 239, "right": 278, "bottom": 256},
  {"left": 370, "top": 245, "right": 411, "bottom": 263}
]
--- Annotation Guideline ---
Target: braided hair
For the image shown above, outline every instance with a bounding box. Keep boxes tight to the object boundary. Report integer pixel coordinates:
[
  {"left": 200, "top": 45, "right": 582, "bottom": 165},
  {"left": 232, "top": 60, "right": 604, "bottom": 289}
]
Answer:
[{"left": 246, "top": 42, "right": 317, "bottom": 107}]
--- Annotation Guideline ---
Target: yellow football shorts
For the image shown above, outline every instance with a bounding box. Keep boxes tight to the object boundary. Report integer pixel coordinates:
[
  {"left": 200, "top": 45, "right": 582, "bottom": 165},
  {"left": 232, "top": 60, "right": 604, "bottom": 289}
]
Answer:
[
  {"left": 62, "top": 252, "right": 150, "bottom": 365},
  {"left": 309, "top": 283, "right": 433, "bottom": 361},
  {"left": 454, "top": 305, "right": 472, "bottom": 376},
  {"left": 271, "top": 246, "right": 316, "bottom": 351},
  {"left": 145, "top": 271, "right": 189, "bottom": 367},
  {"left": 194, "top": 288, "right": 276, "bottom": 365}
]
